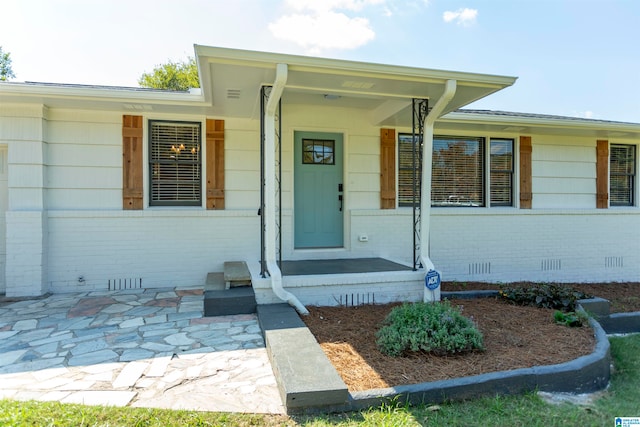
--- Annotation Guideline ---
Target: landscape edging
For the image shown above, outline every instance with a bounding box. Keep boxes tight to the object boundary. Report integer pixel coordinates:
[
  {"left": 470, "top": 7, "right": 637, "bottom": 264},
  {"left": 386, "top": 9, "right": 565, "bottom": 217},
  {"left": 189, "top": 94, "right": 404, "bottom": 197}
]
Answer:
[{"left": 340, "top": 315, "right": 610, "bottom": 411}]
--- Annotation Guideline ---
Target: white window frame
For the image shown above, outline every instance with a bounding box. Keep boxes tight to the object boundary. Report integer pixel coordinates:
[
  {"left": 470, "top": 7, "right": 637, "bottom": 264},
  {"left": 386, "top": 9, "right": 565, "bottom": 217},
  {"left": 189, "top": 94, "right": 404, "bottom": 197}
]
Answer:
[
  {"left": 147, "top": 119, "right": 204, "bottom": 207},
  {"left": 397, "top": 133, "right": 516, "bottom": 208}
]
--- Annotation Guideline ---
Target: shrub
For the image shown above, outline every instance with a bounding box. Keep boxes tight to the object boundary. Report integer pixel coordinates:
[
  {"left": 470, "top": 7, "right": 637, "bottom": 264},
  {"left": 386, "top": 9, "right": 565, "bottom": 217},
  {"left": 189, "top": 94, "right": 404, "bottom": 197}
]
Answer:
[
  {"left": 498, "top": 283, "right": 591, "bottom": 312},
  {"left": 554, "top": 310, "right": 588, "bottom": 327},
  {"left": 375, "top": 301, "right": 484, "bottom": 357}
]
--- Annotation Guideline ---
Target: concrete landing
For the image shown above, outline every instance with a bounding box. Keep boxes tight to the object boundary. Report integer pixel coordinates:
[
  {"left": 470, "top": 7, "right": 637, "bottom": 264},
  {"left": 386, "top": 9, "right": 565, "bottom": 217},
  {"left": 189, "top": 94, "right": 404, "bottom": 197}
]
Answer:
[{"left": 257, "top": 304, "right": 348, "bottom": 413}]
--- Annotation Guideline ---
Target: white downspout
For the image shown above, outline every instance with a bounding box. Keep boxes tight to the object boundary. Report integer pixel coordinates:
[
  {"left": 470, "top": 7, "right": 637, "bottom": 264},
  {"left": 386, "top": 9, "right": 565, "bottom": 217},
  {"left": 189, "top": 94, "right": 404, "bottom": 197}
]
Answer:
[
  {"left": 264, "top": 63, "right": 309, "bottom": 315},
  {"left": 420, "top": 79, "right": 457, "bottom": 301}
]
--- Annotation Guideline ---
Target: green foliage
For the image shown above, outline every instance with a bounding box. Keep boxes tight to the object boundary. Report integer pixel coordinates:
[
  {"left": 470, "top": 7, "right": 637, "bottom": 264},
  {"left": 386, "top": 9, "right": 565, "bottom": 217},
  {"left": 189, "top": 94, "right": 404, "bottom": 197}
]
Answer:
[
  {"left": 498, "top": 283, "right": 591, "bottom": 312},
  {"left": 375, "top": 301, "right": 484, "bottom": 357},
  {"left": 138, "top": 57, "right": 199, "bottom": 91},
  {"left": 553, "top": 310, "right": 587, "bottom": 327},
  {"left": 0, "top": 46, "right": 16, "bottom": 81}
]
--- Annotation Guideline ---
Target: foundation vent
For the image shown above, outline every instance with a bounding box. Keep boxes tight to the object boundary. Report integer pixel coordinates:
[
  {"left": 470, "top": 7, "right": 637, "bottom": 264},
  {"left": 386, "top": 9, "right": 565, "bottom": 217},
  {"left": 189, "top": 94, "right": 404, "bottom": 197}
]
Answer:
[
  {"left": 108, "top": 278, "right": 143, "bottom": 291},
  {"left": 541, "top": 259, "right": 562, "bottom": 271},
  {"left": 469, "top": 262, "right": 491, "bottom": 275},
  {"left": 605, "top": 256, "right": 624, "bottom": 268}
]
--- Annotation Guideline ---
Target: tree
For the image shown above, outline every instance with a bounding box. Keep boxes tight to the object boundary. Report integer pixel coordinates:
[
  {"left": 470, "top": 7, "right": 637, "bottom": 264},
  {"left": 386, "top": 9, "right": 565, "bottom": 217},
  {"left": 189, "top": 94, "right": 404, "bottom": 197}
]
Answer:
[
  {"left": 138, "top": 57, "right": 199, "bottom": 91},
  {"left": 0, "top": 46, "right": 16, "bottom": 81}
]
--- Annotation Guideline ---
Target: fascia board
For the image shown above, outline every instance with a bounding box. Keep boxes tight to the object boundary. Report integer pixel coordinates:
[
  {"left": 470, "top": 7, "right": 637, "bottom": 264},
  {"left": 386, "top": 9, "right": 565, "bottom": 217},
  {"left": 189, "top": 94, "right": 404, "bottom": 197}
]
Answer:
[
  {"left": 442, "top": 111, "right": 640, "bottom": 133},
  {"left": 195, "top": 45, "right": 517, "bottom": 89}
]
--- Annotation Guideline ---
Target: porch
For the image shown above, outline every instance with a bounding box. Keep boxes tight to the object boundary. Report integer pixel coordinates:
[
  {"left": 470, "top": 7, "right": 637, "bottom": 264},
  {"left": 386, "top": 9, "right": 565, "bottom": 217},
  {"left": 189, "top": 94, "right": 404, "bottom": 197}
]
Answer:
[{"left": 251, "top": 257, "right": 425, "bottom": 307}]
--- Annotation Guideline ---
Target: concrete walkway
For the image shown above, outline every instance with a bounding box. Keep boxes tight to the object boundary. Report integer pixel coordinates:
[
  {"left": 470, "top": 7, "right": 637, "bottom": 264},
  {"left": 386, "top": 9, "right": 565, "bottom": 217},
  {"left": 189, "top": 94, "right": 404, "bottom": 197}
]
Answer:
[{"left": 0, "top": 287, "right": 284, "bottom": 414}]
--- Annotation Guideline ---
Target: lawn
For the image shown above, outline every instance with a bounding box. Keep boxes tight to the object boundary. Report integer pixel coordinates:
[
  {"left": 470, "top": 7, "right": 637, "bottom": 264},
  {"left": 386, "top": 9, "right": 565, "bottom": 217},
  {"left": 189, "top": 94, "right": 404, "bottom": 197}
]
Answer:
[{"left": 1, "top": 334, "right": 639, "bottom": 427}]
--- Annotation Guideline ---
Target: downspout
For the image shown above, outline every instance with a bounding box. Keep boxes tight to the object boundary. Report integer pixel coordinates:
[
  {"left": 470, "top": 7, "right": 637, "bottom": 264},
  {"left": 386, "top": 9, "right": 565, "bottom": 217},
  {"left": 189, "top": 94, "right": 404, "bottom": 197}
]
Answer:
[
  {"left": 420, "top": 79, "right": 457, "bottom": 299},
  {"left": 264, "top": 63, "right": 309, "bottom": 315}
]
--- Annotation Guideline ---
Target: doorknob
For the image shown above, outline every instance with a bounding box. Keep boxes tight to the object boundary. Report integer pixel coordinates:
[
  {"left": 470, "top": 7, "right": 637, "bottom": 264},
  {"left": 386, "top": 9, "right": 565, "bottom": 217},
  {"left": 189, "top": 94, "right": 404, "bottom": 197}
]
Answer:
[{"left": 338, "top": 195, "right": 343, "bottom": 212}]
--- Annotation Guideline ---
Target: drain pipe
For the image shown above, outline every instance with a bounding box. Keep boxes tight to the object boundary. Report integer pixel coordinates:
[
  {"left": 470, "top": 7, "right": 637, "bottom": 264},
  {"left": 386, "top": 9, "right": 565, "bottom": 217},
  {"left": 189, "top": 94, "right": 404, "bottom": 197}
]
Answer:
[
  {"left": 264, "top": 64, "right": 309, "bottom": 315},
  {"left": 421, "top": 79, "right": 457, "bottom": 302}
]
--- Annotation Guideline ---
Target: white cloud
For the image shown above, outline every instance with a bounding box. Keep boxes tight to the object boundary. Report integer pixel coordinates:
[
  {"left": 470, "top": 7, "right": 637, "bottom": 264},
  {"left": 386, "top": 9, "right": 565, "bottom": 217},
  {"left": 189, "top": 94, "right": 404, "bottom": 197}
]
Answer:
[
  {"left": 443, "top": 8, "right": 478, "bottom": 26},
  {"left": 269, "top": 11, "right": 375, "bottom": 53},
  {"left": 284, "top": 0, "right": 384, "bottom": 13},
  {"left": 269, "top": 0, "right": 383, "bottom": 52}
]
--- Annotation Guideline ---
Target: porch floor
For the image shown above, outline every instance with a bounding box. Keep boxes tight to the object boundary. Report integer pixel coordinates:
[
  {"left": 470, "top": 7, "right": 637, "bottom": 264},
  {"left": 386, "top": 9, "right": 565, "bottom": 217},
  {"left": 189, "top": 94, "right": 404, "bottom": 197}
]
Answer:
[{"left": 279, "top": 257, "right": 413, "bottom": 276}]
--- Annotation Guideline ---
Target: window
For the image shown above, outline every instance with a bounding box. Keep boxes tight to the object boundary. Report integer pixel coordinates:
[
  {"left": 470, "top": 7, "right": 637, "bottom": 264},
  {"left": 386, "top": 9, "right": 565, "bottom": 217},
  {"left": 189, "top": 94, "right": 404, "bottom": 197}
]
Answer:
[
  {"left": 398, "top": 134, "right": 513, "bottom": 208},
  {"left": 490, "top": 139, "right": 514, "bottom": 206},
  {"left": 398, "top": 134, "right": 420, "bottom": 206},
  {"left": 610, "top": 144, "right": 636, "bottom": 206},
  {"left": 302, "top": 139, "right": 335, "bottom": 165},
  {"left": 149, "top": 120, "right": 202, "bottom": 206},
  {"left": 432, "top": 136, "right": 485, "bottom": 207}
]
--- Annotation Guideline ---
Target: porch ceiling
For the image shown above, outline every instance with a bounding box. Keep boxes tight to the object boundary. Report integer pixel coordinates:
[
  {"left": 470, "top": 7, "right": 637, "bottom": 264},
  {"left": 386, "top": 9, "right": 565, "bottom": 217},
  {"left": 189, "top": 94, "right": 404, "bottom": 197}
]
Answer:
[{"left": 195, "top": 45, "right": 517, "bottom": 127}]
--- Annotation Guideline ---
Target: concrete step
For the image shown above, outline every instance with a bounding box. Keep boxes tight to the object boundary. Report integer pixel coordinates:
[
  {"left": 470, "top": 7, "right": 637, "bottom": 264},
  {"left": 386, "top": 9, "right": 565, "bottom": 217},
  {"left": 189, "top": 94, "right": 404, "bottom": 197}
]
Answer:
[
  {"left": 204, "top": 263, "right": 256, "bottom": 316},
  {"left": 205, "top": 272, "right": 225, "bottom": 291},
  {"left": 204, "top": 286, "right": 256, "bottom": 316},
  {"left": 224, "top": 261, "right": 252, "bottom": 289}
]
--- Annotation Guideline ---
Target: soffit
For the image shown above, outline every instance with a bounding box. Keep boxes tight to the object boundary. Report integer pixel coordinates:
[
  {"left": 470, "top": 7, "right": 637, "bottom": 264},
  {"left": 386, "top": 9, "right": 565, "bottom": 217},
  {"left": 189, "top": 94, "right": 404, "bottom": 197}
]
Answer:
[{"left": 196, "top": 45, "right": 516, "bottom": 127}]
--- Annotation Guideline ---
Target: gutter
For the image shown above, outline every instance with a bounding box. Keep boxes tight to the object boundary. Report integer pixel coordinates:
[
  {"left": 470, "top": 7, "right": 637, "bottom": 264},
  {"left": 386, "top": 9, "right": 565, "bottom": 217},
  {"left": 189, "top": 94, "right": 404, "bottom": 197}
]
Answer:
[
  {"left": 264, "top": 63, "right": 309, "bottom": 315},
  {"left": 420, "top": 79, "right": 457, "bottom": 300}
]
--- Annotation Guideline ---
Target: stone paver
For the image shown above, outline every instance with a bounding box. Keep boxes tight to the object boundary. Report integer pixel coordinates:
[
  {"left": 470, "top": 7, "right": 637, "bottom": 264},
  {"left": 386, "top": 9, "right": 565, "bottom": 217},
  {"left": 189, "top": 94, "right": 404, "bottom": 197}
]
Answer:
[{"left": 0, "top": 287, "right": 283, "bottom": 414}]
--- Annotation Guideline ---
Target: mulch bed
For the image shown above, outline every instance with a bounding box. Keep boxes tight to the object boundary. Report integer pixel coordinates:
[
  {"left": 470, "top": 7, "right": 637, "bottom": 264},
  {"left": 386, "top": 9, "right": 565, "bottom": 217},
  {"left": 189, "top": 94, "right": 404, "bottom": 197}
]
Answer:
[
  {"left": 441, "top": 282, "right": 640, "bottom": 313},
  {"left": 302, "top": 297, "right": 597, "bottom": 391}
]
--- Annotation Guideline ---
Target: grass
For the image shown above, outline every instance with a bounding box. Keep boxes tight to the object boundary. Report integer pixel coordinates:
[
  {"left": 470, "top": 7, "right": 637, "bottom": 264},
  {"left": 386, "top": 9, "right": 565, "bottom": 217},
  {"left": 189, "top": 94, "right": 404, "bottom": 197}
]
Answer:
[{"left": 2, "top": 334, "right": 639, "bottom": 426}]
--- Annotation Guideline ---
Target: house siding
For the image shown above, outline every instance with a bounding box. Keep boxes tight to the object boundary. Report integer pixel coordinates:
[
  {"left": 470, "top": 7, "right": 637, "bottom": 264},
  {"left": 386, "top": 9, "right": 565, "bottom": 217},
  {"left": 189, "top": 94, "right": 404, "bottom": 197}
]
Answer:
[{"left": 0, "top": 102, "right": 639, "bottom": 297}]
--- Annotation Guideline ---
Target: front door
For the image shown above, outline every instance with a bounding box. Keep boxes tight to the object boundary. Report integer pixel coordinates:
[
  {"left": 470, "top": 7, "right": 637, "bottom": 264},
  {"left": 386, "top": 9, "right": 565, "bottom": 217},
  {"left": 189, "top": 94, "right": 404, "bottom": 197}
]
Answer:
[{"left": 294, "top": 131, "right": 343, "bottom": 248}]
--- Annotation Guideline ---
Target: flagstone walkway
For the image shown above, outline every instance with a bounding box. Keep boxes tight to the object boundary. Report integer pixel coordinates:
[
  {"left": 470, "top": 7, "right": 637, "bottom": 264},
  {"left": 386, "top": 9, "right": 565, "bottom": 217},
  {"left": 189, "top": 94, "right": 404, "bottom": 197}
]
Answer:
[{"left": 0, "top": 287, "right": 284, "bottom": 414}]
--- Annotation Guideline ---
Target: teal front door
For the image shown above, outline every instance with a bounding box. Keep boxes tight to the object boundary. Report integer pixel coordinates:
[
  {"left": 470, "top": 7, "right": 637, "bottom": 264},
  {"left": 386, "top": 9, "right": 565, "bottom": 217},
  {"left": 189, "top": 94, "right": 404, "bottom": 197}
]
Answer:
[{"left": 294, "top": 131, "right": 344, "bottom": 248}]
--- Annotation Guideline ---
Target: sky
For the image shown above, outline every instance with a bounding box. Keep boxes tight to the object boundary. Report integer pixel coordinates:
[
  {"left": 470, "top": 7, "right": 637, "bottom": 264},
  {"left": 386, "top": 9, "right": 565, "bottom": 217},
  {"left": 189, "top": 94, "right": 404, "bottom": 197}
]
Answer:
[{"left": 1, "top": 0, "right": 639, "bottom": 122}]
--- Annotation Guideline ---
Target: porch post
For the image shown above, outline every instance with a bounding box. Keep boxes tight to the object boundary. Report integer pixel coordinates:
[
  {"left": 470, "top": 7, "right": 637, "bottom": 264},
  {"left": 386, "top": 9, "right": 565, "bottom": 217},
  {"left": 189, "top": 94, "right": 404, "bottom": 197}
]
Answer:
[{"left": 420, "top": 79, "right": 457, "bottom": 302}]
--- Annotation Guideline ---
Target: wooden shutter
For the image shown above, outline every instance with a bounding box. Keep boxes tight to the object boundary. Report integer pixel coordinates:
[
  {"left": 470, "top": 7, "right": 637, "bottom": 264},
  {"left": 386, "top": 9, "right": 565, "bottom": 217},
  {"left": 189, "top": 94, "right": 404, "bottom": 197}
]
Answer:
[
  {"left": 519, "top": 136, "right": 532, "bottom": 209},
  {"left": 380, "top": 128, "right": 396, "bottom": 209},
  {"left": 596, "top": 139, "right": 609, "bottom": 209},
  {"left": 122, "top": 115, "right": 143, "bottom": 210},
  {"left": 206, "top": 119, "right": 225, "bottom": 210}
]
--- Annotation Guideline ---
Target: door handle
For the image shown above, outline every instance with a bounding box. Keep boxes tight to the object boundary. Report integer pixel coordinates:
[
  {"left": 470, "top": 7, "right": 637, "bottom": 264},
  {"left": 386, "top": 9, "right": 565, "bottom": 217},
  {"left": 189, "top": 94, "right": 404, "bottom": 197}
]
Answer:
[{"left": 338, "top": 195, "right": 343, "bottom": 212}]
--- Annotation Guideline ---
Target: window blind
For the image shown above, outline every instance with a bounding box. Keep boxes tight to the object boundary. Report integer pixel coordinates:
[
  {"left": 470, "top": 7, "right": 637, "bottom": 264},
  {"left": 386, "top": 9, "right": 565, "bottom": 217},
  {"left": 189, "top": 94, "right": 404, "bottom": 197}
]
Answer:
[{"left": 149, "top": 121, "right": 202, "bottom": 206}]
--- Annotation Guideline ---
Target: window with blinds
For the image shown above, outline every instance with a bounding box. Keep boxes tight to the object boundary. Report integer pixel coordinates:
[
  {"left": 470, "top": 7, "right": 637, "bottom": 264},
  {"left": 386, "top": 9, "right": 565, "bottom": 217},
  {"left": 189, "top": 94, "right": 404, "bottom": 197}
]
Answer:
[
  {"left": 432, "top": 136, "right": 485, "bottom": 207},
  {"left": 398, "top": 134, "right": 421, "bottom": 206},
  {"left": 490, "top": 139, "right": 514, "bottom": 206},
  {"left": 149, "top": 121, "right": 202, "bottom": 206},
  {"left": 398, "top": 134, "right": 494, "bottom": 208},
  {"left": 610, "top": 144, "right": 636, "bottom": 206}
]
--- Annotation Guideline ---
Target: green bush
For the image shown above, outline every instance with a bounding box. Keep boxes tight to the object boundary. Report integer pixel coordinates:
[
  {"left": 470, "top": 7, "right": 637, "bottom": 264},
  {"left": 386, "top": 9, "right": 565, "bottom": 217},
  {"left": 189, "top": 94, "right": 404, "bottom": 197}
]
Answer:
[
  {"left": 498, "top": 283, "right": 591, "bottom": 312},
  {"left": 554, "top": 310, "right": 588, "bottom": 327},
  {"left": 375, "top": 301, "right": 484, "bottom": 357}
]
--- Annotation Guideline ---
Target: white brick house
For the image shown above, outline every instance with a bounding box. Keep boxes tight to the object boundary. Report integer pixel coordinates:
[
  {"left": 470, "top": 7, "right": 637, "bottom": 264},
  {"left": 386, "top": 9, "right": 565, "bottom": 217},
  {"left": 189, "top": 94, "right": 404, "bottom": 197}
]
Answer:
[{"left": 0, "top": 46, "right": 638, "bottom": 307}]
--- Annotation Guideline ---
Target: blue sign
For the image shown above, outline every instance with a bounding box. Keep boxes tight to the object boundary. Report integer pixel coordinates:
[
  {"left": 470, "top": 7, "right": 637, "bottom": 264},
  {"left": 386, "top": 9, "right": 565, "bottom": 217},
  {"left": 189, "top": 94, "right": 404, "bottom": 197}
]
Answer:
[{"left": 425, "top": 270, "right": 441, "bottom": 290}]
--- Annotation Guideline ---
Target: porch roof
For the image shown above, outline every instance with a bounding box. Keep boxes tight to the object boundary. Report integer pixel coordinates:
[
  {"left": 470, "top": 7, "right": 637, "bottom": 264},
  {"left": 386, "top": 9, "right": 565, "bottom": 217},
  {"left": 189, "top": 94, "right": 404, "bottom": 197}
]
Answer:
[{"left": 195, "top": 45, "right": 517, "bottom": 126}]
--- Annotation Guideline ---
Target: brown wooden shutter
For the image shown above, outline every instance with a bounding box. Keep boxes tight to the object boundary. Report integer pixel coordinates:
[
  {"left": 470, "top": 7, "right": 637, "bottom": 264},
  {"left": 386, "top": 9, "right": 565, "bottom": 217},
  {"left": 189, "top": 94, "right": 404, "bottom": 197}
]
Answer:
[
  {"left": 596, "top": 139, "right": 609, "bottom": 209},
  {"left": 519, "top": 136, "right": 532, "bottom": 209},
  {"left": 122, "top": 115, "right": 143, "bottom": 210},
  {"left": 380, "top": 128, "right": 396, "bottom": 209},
  {"left": 206, "top": 119, "right": 225, "bottom": 210}
]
